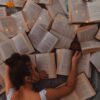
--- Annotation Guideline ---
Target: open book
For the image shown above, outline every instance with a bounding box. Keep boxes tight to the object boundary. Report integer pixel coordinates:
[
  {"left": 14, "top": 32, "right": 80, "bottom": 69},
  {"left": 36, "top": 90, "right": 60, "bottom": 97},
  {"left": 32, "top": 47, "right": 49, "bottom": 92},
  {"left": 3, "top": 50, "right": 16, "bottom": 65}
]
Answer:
[
  {"left": 12, "top": 32, "right": 35, "bottom": 54},
  {"left": 46, "top": 0, "right": 65, "bottom": 19},
  {"left": 77, "top": 24, "right": 100, "bottom": 53},
  {"left": 68, "top": 0, "right": 100, "bottom": 23},
  {"left": 36, "top": 53, "right": 57, "bottom": 79},
  {"left": 32, "top": 0, "right": 52, "bottom": 4},
  {"left": 29, "top": 25, "right": 58, "bottom": 53},
  {"left": 0, "top": 0, "right": 26, "bottom": 7},
  {"left": 0, "top": 7, "right": 7, "bottom": 17},
  {"left": 61, "top": 73, "right": 96, "bottom": 100},
  {"left": 23, "top": 0, "right": 42, "bottom": 29},
  {"left": 56, "top": 49, "right": 91, "bottom": 77},
  {"left": 0, "top": 39, "right": 17, "bottom": 61},
  {"left": 34, "top": 9, "right": 52, "bottom": 30},
  {"left": 51, "top": 14, "right": 76, "bottom": 49},
  {"left": 0, "top": 16, "right": 18, "bottom": 38},
  {"left": 11, "top": 11, "right": 29, "bottom": 32},
  {"left": 0, "top": 32, "right": 35, "bottom": 61},
  {"left": 90, "top": 51, "right": 100, "bottom": 72}
]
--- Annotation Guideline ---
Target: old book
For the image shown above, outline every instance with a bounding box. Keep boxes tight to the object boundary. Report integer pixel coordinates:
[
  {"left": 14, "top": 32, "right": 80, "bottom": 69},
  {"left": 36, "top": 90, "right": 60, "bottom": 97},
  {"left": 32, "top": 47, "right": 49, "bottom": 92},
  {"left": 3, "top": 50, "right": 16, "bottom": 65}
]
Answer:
[
  {"left": 87, "top": 1, "right": 100, "bottom": 22},
  {"left": 56, "top": 49, "right": 73, "bottom": 76},
  {"left": 29, "top": 25, "right": 58, "bottom": 53},
  {"left": 0, "top": 16, "right": 18, "bottom": 38},
  {"left": 0, "top": 32, "right": 9, "bottom": 64},
  {"left": 34, "top": 9, "right": 52, "bottom": 30},
  {"left": 46, "top": 0, "right": 65, "bottom": 19},
  {"left": 61, "top": 73, "right": 96, "bottom": 100},
  {"left": 0, "top": 32, "right": 35, "bottom": 61},
  {"left": 32, "top": 0, "right": 52, "bottom": 4},
  {"left": 36, "top": 53, "right": 57, "bottom": 78},
  {"left": 51, "top": 14, "right": 76, "bottom": 49},
  {"left": 23, "top": 0, "right": 42, "bottom": 29},
  {"left": 56, "top": 49, "right": 91, "bottom": 77},
  {"left": 11, "top": 11, "right": 29, "bottom": 32},
  {"left": 77, "top": 24, "right": 100, "bottom": 53},
  {"left": 68, "top": 0, "right": 100, "bottom": 23},
  {"left": 68, "top": 0, "right": 89, "bottom": 23},
  {"left": 90, "top": 52, "right": 100, "bottom": 72},
  {"left": 0, "top": 39, "right": 17, "bottom": 61},
  {"left": 50, "top": 30, "right": 71, "bottom": 49},
  {"left": 0, "top": 7, "right": 7, "bottom": 17},
  {"left": 0, "top": 0, "right": 26, "bottom": 7},
  {"left": 78, "top": 53, "right": 91, "bottom": 78},
  {"left": 12, "top": 32, "right": 35, "bottom": 54}
]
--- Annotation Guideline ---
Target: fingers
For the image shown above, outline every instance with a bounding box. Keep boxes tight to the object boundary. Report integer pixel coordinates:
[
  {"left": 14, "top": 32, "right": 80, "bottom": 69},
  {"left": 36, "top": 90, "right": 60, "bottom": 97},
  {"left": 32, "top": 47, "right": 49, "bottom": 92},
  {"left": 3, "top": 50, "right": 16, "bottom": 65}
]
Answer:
[
  {"left": 39, "top": 71, "right": 48, "bottom": 79},
  {"left": 74, "top": 51, "right": 81, "bottom": 57}
]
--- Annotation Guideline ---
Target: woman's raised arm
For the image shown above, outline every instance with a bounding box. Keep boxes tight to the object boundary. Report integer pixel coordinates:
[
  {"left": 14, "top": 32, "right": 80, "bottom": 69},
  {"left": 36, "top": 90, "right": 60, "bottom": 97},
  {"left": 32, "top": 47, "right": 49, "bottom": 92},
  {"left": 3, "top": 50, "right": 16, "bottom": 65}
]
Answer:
[{"left": 46, "top": 51, "right": 81, "bottom": 100}]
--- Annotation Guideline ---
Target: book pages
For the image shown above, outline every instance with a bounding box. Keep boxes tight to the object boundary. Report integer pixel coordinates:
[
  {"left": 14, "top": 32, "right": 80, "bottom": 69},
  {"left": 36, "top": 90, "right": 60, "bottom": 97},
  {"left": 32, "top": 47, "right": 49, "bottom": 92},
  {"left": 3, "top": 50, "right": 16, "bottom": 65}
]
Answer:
[
  {"left": 75, "top": 73, "right": 96, "bottom": 100},
  {"left": 23, "top": 0, "right": 42, "bottom": 29},
  {"left": 0, "top": 39, "right": 17, "bottom": 61},
  {"left": 61, "top": 91, "right": 80, "bottom": 100},
  {"left": 78, "top": 54, "right": 91, "bottom": 78},
  {"left": 29, "top": 25, "right": 47, "bottom": 47},
  {"left": 29, "top": 25, "right": 57, "bottom": 52},
  {"left": 36, "top": 53, "right": 57, "bottom": 78},
  {"left": 87, "top": 1, "right": 100, "bottom": 22},
  {"left": 56, "top": 49, "right": 73, "bottom": 76},
  {"left": 50, "top": 30, "right": 72, "bottom": 49},
  {"left": 77, "top": 24, "right": 100, "bottom": 53},
  {"left": 12, "top": 32, "right": 35, "bottom": 54},
  {"left": 61, "top": 73, "right": 96, "bottom": 100},
  {"left": 34, "top": 9, "right": 52, "bottom": 30},
  {"left": 37, "top": 32, "right": 58, "bottom": 53},
  {"left": 46, "top": 0, "right": 65, "bottom": 19},
  {"left": 68, "top": 0, "right": 89, "bottom": 23},
  {"left": 90, "top": 52, "right": 100, "bottom": 72},
  {"left": 0, "top": 16, "right": 18, "bottom": 38},
  {"left": 11, "top": 11, "right": 29, "bottom": 32}
]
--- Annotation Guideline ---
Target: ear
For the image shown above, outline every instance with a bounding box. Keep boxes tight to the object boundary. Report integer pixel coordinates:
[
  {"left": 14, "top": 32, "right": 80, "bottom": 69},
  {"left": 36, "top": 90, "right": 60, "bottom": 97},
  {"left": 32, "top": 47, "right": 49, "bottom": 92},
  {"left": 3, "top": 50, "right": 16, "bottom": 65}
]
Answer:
[{"left": 24, "top": 76, "right": 32, "bottom": 83}]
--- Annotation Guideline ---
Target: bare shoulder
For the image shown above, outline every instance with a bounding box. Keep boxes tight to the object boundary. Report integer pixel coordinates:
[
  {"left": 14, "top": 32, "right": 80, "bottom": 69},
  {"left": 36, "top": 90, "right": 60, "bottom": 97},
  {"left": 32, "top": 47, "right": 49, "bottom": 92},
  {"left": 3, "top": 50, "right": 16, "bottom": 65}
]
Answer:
[{"left": 11, "top": 91, "right": 41, "bottom": 100}]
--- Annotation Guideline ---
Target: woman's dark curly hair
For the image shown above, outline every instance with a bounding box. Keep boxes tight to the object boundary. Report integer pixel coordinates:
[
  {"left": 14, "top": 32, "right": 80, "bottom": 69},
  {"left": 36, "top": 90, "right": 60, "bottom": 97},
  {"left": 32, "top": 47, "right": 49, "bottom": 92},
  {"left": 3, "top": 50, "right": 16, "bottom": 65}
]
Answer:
[{"left": 5, "top": 53, "right": 32, "bottom": 90}]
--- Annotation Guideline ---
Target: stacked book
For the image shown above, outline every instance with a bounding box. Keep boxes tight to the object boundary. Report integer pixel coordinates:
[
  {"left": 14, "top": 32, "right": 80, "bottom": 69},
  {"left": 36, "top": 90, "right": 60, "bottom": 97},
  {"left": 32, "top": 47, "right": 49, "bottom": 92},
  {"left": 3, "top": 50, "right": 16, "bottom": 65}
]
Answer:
[{"left": 0, "top": 0, "right": 100, "bottom": 99}]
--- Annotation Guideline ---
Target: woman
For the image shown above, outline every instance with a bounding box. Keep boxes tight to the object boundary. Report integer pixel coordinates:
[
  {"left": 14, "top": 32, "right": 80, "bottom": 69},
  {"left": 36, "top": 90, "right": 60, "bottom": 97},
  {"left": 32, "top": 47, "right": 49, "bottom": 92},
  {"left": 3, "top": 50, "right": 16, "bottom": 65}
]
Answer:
[{"left": 5, "top": 51, "right": 81, "bottom": 100}]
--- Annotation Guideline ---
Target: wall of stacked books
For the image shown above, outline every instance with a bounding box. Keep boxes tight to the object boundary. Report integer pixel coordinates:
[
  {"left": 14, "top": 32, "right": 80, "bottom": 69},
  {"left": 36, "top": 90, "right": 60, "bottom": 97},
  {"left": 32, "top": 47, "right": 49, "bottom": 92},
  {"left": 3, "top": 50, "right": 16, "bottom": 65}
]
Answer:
[{"left": 0, "top": 0, "right": 100, "bottom": 100}]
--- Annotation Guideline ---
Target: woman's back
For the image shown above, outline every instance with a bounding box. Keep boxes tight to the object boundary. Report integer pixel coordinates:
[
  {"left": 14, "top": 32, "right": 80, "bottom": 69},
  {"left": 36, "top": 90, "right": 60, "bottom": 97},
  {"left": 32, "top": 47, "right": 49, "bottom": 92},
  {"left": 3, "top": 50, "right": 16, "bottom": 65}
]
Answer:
[{"left": 10, "top": 89, "right": 41, "bottom": 100}]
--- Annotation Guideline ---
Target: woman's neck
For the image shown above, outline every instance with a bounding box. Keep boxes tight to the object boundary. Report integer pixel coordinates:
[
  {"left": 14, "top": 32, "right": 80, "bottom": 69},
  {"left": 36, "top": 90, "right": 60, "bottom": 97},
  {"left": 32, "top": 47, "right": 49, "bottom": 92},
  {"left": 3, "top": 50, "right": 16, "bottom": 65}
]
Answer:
[{"left": 20, "top": 83, "right": 33, "bottom": 91}]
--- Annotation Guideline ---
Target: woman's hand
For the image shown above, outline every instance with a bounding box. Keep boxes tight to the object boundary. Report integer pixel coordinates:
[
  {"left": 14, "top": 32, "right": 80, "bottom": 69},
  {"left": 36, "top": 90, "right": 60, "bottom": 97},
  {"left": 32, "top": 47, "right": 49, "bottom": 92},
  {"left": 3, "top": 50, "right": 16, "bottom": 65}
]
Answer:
[
  {"left": 39, "top": 71, "right": 48, "bottom": 80},
  {"left": 72, "top": 51, "right": 81, "bottom": 66}
]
